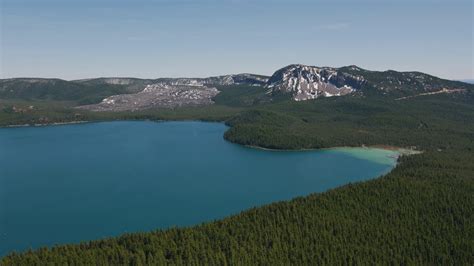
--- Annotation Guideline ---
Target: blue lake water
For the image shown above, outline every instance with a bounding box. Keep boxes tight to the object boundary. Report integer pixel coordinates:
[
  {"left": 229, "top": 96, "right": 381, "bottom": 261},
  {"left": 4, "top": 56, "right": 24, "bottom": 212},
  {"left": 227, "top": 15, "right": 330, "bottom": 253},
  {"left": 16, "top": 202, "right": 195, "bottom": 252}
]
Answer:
[{"left": 0, "top": 121, "right": 399, "bottom": 256}]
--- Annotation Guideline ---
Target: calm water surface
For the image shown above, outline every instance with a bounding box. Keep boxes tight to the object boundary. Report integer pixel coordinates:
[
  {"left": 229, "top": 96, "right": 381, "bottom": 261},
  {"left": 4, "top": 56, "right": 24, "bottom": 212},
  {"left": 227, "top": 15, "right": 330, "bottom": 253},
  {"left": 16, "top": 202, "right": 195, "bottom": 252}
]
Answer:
[{"left": 0, "top": 121, "right": 399, "bottom": 255}]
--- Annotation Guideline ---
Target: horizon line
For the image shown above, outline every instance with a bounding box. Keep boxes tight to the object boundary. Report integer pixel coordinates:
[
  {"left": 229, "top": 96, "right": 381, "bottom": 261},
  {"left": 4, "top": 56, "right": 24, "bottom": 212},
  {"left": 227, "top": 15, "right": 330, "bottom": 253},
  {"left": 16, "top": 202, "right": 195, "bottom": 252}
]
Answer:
[{"left": 1, "top": 64, "right": 472, "bottom": 81}]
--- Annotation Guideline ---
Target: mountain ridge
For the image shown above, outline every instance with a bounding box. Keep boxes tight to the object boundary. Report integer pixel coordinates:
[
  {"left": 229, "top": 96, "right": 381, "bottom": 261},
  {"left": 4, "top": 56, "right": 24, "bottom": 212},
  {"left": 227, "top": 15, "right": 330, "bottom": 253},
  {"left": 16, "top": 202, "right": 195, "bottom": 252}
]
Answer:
[{"left": 1, "top": 65, "right": 472, "bottom": 107}]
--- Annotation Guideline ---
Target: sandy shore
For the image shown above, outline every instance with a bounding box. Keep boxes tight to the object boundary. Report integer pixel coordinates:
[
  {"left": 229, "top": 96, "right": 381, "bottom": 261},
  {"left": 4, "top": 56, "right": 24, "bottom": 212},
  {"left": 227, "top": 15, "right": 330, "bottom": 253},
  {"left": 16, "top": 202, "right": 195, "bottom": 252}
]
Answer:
[
  {"left": 366, "top": 145, "right": 422, "bottom": 156},
  {"left": 245, "top": 144, "right": 421, "bottom": 155}
]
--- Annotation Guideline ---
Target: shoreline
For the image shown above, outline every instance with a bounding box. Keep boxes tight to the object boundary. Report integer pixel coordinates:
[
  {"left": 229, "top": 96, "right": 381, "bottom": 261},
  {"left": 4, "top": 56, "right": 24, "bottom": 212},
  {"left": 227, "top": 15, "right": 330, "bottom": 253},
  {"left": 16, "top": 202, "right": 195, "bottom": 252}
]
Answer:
[
  {"left": 3, "top": 120, "right": 90, "bottom": 128},
  {"left": 244, "top": 144, "right": 421, "bottom": 157},
  {"left": 0, "top": 118, "right": 225, "bottom": 129},
  {"left": 1, "top": 119, "right": 422, "bottom": 157}
]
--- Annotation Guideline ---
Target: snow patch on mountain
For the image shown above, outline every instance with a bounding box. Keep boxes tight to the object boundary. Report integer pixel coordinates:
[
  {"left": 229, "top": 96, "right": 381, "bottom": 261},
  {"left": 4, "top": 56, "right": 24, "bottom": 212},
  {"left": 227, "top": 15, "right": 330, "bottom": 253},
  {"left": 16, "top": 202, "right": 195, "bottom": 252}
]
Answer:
[{"left": 265, "top": 64, "right": 366, "bottom": 101}]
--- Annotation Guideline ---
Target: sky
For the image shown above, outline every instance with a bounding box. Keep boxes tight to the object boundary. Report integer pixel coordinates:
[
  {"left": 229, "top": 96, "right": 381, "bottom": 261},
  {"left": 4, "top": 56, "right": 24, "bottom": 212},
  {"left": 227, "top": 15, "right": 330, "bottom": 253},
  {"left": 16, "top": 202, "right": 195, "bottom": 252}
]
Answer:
[{"left": 1, "top": 0, "right": 473, "bottom": 80}]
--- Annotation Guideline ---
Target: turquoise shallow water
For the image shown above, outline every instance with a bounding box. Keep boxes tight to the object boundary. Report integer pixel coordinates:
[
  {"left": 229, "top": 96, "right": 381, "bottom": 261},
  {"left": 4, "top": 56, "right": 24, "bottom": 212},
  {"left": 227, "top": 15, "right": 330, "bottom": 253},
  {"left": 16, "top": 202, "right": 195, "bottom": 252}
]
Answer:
[{"left": 0, "top": 121, "right": 398, "bottom": 256}]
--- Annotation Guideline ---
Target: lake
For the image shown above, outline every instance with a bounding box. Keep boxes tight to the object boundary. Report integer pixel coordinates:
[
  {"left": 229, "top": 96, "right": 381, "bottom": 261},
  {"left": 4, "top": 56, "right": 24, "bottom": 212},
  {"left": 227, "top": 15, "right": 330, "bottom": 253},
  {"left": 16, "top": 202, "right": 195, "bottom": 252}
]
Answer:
[{"left": 0, "top": 121, "right": 399, "bottom": 255}]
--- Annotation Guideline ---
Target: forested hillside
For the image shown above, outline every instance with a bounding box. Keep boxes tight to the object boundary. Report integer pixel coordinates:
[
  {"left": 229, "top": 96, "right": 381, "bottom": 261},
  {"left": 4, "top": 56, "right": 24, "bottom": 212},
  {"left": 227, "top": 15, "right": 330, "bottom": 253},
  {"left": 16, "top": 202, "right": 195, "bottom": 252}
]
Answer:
[
  {"left": 2, "top": 150, "right": 473, "bottom": 265},
  {"left": 0, "top": 78, "right": 138, "bottom": 105}
]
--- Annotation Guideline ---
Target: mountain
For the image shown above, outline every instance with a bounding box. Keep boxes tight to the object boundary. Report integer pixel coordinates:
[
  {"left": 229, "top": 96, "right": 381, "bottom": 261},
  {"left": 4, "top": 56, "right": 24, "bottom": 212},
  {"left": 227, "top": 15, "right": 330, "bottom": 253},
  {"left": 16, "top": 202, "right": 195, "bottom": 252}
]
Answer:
[
  {"left": 265, "top": 64, "right": 473, "bottom": 100},
  {"left": 265, "top": 64, "right": 366, "bottom": 101}
]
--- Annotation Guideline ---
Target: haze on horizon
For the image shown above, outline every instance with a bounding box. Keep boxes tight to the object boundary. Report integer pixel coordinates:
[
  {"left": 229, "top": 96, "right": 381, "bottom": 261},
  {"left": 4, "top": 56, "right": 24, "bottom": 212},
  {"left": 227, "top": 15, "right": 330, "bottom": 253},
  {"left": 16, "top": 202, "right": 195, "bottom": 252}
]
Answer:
[{"left": 1, "top": 0, "right": 473, "bottom": 80}]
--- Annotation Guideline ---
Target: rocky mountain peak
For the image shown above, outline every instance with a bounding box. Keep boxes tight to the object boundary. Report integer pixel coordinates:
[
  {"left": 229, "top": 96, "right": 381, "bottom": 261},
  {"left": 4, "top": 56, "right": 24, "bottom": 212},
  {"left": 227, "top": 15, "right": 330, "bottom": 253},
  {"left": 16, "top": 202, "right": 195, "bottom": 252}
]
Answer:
[{"left": 265, "top": 64, "right": 366, "bottom": 101}]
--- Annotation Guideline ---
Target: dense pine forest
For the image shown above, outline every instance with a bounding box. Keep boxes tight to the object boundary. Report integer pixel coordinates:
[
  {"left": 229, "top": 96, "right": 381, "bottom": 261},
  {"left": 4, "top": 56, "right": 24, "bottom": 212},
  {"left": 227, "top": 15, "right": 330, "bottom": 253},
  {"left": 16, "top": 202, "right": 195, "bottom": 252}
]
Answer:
[{"left": 1, "top": 85, "right": 473, "bottom": 264}]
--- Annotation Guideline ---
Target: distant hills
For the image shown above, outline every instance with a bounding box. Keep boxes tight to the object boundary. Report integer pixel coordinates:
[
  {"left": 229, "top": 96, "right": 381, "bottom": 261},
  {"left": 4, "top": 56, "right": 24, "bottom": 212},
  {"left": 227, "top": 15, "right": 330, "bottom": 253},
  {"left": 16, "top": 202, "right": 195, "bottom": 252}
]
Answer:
[
  {"left": 0, "top": 78, "right": 134, "bottom": 105},
  {"left": 1, "top": 65, "right": 472, "bottom": 108},
  {"left": 0, "top": 74, "right": 268, "bottom": 106},
  {"left": 75, "top": 74, "right": 268, "bottom": 89}
]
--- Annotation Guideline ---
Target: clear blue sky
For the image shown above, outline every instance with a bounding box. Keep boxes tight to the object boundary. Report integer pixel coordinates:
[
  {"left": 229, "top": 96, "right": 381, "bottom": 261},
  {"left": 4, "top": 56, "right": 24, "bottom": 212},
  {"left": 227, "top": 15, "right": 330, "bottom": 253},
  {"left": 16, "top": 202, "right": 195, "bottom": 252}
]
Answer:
[{"left": 1, "top": 0, "right": 472, "bottom": 80}]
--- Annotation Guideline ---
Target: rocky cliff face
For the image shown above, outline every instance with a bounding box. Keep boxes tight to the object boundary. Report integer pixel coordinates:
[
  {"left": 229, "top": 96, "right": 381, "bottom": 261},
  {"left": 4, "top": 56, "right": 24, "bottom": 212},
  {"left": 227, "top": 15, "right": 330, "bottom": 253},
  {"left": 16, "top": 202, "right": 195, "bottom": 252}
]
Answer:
[{"left": 265, "top": 64, "right": 366, "bottom": 101}]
